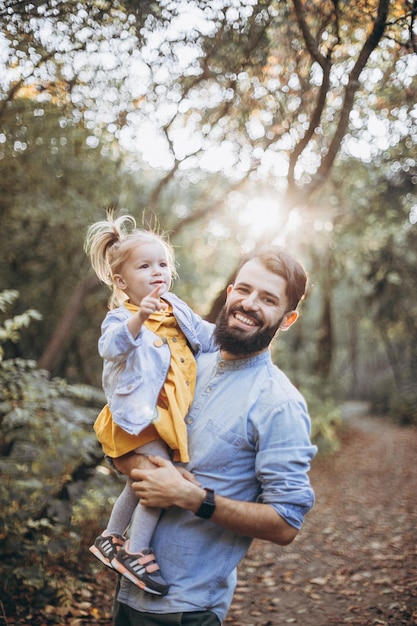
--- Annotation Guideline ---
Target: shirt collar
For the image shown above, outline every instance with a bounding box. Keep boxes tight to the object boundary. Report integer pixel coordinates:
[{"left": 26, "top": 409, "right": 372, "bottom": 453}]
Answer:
[{"left": 217, "top": 349, "right": 271, "bottom": 371}]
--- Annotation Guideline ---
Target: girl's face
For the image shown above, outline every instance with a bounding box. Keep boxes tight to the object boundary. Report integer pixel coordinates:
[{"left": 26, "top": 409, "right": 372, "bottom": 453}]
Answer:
[{"left": 114, "top": 240, "right": 172, "bottom": 306}]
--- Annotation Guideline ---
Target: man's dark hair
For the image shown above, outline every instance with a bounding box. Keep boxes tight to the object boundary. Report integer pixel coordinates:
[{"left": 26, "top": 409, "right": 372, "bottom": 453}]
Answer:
[{"left": 236, "top": 245, "right": 307, "bottom": 312}]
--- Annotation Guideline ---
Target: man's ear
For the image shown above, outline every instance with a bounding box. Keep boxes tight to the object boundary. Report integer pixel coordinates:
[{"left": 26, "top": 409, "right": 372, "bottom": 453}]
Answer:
[
  {"left": 226, "top": 284, "right": 234, "bottom": 296},
  {"left": 114, "top": 274, "right": 127, "bottom": 290},
  {"left": 280, "top": 310, "right": 299, "bottom": 331}
]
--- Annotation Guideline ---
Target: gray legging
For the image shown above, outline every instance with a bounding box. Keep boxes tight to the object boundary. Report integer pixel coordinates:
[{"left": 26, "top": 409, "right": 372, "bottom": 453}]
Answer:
[{"left": 107, "top": 439, "right": 170, "bottom": 552}]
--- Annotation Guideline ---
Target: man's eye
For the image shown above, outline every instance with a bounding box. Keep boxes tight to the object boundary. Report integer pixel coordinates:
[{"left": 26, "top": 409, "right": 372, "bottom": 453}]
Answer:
[{"left": 264, "top": 297, "right": 277, "bottom": 305}]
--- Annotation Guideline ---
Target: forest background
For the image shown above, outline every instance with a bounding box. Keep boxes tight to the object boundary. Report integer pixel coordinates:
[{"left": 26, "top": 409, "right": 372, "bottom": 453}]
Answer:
[{"left": 0, "top": 0, "right": 416, "bottom": 617}]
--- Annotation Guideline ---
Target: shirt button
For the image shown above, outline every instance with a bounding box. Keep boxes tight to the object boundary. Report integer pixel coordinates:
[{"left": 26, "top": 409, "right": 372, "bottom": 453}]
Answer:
[
  {"left": 219, "top": 361, "right": 225, "bottom": 368},
  {"left": 185, "top": 380, "right": 190, "bottom": 386},
  {"left": 172, "top": 337, "right": 178, "bottom": 342},
  {"left": 186, "top": 417, "right": 193, "bottom": 425},
  {"left": 180, "top": 357, "right": 185, "bottom": 363},
  {"left": 206, "top": 386, "right": 212, "bottom": 393},
  {"left": 154, "top": 339, "right": 164, "bottom": 347}
]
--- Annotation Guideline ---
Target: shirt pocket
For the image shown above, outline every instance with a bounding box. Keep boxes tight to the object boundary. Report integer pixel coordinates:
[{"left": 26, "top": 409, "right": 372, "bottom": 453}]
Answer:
[
  {"left": 114, "top": 374, "right": 143, "bottom": 395},
  {"left": 192, "top": 417, "right": 250, "bottom": 472}
]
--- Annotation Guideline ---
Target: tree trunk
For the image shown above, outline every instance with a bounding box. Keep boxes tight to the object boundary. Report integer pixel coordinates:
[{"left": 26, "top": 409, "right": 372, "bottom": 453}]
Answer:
[
  {"left": 315, "top": 290, "right": 333, "bottom": 379},
  {"left": 38, "top": 274, "right": 100, "bottom": 373}
]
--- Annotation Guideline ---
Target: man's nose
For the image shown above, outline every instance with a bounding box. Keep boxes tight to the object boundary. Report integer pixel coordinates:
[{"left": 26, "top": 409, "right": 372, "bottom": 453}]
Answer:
[{"left": 241, "top": 292, "right": 259, "bottom": 309}]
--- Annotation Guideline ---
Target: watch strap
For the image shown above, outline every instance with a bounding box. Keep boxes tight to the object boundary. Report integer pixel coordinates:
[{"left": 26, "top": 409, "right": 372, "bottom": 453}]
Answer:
[{"left": 195, "top": 488, "right": 215, "bottom": 519}]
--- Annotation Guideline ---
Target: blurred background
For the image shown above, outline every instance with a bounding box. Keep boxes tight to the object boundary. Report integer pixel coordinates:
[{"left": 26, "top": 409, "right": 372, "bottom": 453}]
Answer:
[{"left": 1, "top": 0, "right": 416, "bottom": 618}]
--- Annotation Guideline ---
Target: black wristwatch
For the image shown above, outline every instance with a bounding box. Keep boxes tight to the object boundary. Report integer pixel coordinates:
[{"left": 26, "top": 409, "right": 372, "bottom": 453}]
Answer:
[{"left": 195, "top": 488, "right": 216, "bottom": 519}]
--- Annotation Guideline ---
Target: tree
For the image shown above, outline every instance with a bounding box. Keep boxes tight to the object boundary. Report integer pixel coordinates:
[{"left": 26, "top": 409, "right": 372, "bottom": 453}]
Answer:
[
  {"left": 113, "top": 0, "right": 414, "bottom": 211},
  {"left": 1, "top": 0, "right": 416, "bottom": 377},
  {"left": 307, "top": 135, "right": 417, "bottom": 421}
]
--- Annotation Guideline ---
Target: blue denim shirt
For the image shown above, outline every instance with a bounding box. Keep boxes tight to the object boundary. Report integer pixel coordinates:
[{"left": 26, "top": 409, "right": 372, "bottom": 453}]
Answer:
[
  {"left": 99, "top": 292, "right": 216, "bottom": 435},
  {"left": 117, "top": 350, "right": 317, "bottom": 622}
]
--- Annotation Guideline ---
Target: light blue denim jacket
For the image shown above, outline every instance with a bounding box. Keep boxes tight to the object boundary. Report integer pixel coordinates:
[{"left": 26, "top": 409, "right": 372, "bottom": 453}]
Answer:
[
  {"left": 118, "top": 350, "right": 317, "bottom": 622},
  {"left": 99, "top": 292, "right": 216, "bottom": 435}
]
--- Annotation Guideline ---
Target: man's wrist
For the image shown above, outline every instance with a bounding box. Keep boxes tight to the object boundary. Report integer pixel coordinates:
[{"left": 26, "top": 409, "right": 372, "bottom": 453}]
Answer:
[{"left": 176, "top": 483, "right": 207, "bottom": 513}]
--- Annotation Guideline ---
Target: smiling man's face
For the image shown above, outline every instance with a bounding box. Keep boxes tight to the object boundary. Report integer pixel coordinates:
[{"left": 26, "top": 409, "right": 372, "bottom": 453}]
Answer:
[{"left": 214, "top": 258, "right": 297, "bottom": 359}]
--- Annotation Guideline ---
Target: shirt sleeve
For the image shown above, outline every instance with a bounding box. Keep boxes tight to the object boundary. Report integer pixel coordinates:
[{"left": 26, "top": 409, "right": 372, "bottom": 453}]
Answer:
[
  {"left": 99, "top": 310, "right": 142, "bottom": 361},
  {"left": 254, "top": 398, "right": 317, "bottom": 529}
]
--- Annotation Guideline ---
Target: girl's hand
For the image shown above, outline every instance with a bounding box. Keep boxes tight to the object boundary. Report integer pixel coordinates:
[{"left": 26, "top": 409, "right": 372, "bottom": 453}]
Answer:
[{"left": 139, "top": 285, "right": 168, "bottom": 322}]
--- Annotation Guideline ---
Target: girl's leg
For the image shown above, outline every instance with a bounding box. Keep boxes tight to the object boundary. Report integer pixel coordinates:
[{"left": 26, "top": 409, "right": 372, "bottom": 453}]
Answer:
[
  {"left": 128, "top": 440, "right": 170, "bottom": 553},
  {"left": 89, "top": 478, "right": 137, "bottom": 567},
  {"left": 111, "top": 440, "right": 171, "bottom": 595},
  {"left": 107, "top": 478, "right": 138, "bottom": 537}
]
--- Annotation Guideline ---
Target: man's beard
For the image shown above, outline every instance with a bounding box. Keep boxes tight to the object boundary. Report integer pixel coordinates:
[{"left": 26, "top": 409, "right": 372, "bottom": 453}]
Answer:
[{"left": 214, "top": 305, "right": 282, "bottom": 356}]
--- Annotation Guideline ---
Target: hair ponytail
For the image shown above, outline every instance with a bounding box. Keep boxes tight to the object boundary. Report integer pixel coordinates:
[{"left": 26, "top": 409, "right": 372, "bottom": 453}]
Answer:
[{"left": 84, "top": 212, "right": 137, "bottom": 307}]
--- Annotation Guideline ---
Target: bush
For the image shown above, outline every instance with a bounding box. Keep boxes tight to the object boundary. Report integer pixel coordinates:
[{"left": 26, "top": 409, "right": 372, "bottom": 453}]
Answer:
[
  {"left": 300, "top": 376, "right": 342, "bottom": 455},
  {"left": 0, "top": 293, "right": 120, "bottom": 607},
  {"left": 388, "top": 383, "right": 417, "bottom": 426}
]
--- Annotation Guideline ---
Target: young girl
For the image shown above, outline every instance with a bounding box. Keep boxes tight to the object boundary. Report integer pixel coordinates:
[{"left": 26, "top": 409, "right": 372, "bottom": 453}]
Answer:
[{"left": 84, "top": 212, "right": 216, "bottom": 596}]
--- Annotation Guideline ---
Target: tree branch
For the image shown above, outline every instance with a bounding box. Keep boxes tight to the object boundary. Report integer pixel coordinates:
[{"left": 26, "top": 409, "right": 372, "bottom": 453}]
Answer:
[{"left": 290, "top": 0, "right": 390, "bottom": 206}]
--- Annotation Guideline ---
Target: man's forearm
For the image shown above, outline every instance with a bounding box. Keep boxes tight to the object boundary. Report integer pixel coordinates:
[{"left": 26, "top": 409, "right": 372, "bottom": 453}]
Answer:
[
  {"left": 209, "top": 495, "right": 298, "bottom": 545},
  {"left": 130, "top": 458, "right": 298, "bottom": 546},
  {"left": 175, "top": 480, "right": 297, "bottom": 546}
]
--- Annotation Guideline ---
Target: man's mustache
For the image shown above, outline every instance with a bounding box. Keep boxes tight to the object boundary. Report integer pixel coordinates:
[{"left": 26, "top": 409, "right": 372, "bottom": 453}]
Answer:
[{"left": 228, "top": 306, "right": 263, "bottom": 326}]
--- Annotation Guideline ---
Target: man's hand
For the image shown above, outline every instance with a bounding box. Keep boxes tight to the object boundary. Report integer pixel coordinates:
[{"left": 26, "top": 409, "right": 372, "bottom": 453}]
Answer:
[
  {"left": 130, "top": 455, "right": 205, "bottom": 511},
  {"left": 176, "top": 466, "right": 201, "bottom": 486}
]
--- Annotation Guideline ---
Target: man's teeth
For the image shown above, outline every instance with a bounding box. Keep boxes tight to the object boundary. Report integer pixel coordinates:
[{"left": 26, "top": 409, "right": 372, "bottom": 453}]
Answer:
[{"left": 235, "top": 313, "right": 256, "bottom": 326}]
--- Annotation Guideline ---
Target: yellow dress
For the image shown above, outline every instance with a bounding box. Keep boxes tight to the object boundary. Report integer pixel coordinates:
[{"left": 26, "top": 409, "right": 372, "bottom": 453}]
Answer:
[{"left": 94, "top": 303, "right": 196, "bottom": 463}]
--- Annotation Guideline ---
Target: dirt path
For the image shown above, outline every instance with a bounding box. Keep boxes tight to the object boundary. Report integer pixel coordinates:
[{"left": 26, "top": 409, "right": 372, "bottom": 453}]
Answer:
[{"left": 226, "top": 404, "right": 417, "bottom": 625}]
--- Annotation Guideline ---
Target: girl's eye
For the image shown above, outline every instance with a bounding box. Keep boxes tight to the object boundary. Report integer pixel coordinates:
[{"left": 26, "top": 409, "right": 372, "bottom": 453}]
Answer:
[{"left": 140, "top": 264, "right": 149, "bottom": 269}]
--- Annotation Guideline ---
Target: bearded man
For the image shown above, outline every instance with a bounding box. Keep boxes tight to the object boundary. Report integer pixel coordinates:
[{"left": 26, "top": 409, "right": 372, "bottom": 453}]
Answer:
[{"left": 112, "top": 245, "right": 317, "bottom": 626}]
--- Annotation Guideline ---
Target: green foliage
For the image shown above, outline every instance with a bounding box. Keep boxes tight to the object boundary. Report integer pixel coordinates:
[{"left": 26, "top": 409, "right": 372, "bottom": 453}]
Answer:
[
  {"left": 388, "top": 385, "right": 417, "bottom": 426},
  {"left": 0, "top": 292, "right": 120, "bottom": 606},
  {"left": 324, "top": 144, "right": 417, "bottom": 419},
  {"left": 371, "top": 381, "right": 417, "bottom": 427},
  {"left": 309, "top": 398, "right": 342, "bottom": 456},
  {"left": 271, "top": 338, "right": 342, "bottom": 455},
  {"left": 299, "top": 376, "right": 342, "bottom": 456},
  {"left": 0, "top": 99, "right": 130, "bottom": 380},
  {"left": 0, "top": 290, "right": 42, "bottom": 361}
]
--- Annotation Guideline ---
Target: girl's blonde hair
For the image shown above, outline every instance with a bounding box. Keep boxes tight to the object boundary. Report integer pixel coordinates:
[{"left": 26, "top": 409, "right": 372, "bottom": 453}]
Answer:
[{"left": 84, "top": 211, "right": 177, "bottom": 309}]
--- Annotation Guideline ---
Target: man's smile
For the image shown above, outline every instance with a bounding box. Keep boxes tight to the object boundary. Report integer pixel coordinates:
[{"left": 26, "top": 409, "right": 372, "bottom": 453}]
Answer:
[
  {"left": 231, "top": 309, "right": 261, "bottom": 329},
  {"left": 235, "top": 312, "right": 256, "bottom": 326}
]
